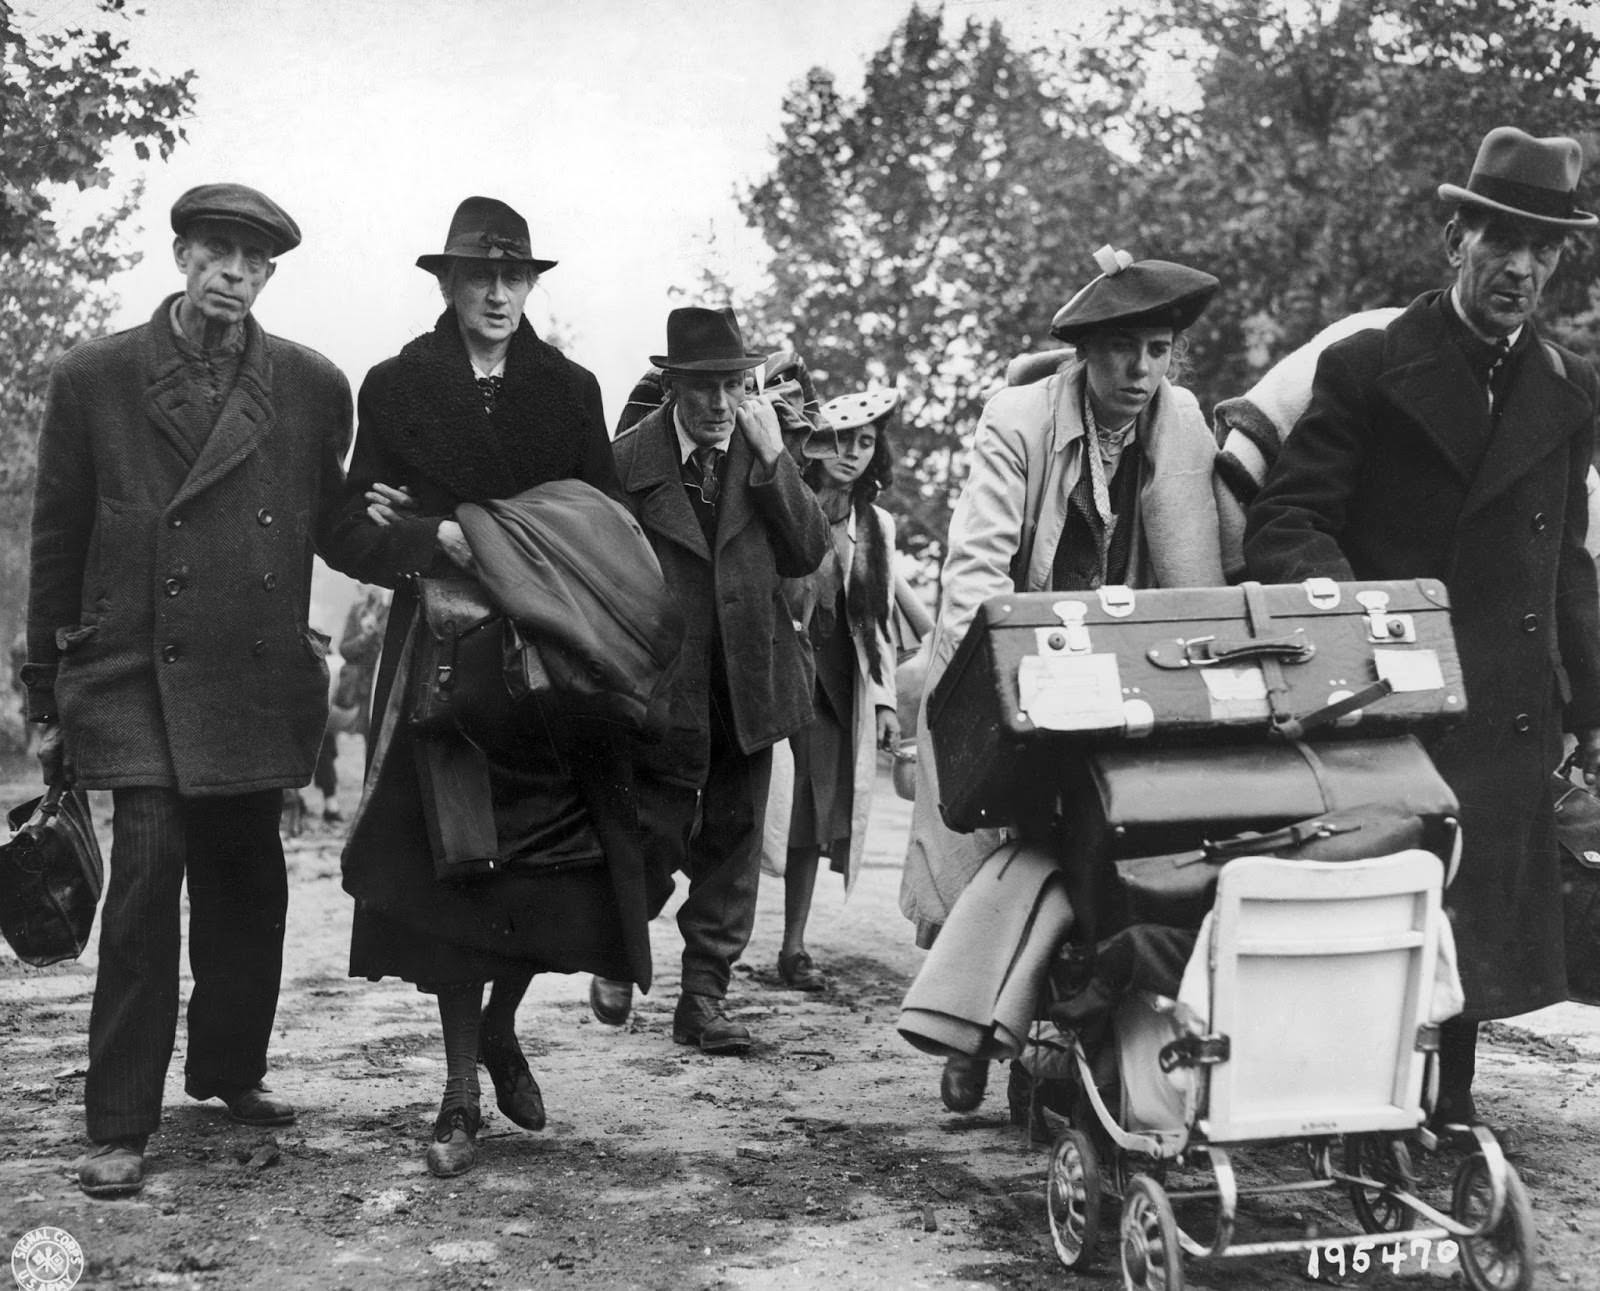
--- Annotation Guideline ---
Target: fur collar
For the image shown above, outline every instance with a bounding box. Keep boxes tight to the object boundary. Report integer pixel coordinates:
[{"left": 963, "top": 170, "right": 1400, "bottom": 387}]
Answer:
[{"left": 369, "top": 310, "right": 590, "bottom": 502}]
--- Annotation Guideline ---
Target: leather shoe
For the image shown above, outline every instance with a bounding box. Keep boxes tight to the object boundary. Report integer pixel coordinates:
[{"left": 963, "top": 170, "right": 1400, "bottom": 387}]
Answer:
[
  {"left": 186, "top": 1081, "right": 297, "bottom": 1126},
  {"left": 940, "top": 1053, "right": 989, "bottom": 1113},
  {"left": 589, "top": 976, "right": 633, "bottom": 1026},
  {"left": 672, "top": 993, "right": 751, "bottom": 1054},
  {"left": 78, "top": 1138, "right": 146, "bottom": 1197},
  {"left": 777, "top": 950, "right": 827, "bottom": 992},
  {"left": 425, "top": 1104, "right": 480, "bottom": 1179},
  {"left": 479, "top": 1036, "right": 546, "bottom": 1131}
]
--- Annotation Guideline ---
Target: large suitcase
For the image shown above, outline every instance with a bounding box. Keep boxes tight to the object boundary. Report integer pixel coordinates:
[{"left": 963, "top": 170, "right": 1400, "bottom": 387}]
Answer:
[
  {"left": 1059, "top": 735, "right": 1459, "bottom": 943},
  {"left": 930, "top": 579, "right": 1464, "bottom": 833}
]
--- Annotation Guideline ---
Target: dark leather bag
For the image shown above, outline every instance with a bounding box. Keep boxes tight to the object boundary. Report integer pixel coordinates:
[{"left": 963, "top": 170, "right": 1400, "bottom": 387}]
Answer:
[
  {"left": 1552, "top": 757, "right": 1600, "bottom": 1006},
  {"left": 0, "top": 782, "right": 104, "bottom": 966},
  {"left": 408, "top": 577, "right": 522, "bottom": 739}
]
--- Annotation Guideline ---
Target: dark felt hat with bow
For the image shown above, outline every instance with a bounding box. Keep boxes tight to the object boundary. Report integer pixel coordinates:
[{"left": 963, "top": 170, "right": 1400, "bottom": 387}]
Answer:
[
  {"left": 416, "top": 196, "right": 557, "bottom": 275},
  {"left": 1438, "top": 126, "right": 1598, "bottom": 230},
  {"left": 1050, "top": 246, "right": 1219, "bottom": 344}
]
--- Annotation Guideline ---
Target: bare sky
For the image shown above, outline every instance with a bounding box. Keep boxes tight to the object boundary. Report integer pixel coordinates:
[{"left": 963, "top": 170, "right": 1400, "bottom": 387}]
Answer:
[{"left": 22, "top": 0, "right": 1072, "bottom": 419}]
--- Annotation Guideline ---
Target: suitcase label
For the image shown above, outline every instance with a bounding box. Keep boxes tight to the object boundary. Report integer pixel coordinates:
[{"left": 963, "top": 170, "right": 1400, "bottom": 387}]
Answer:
[
  {"left": 1019, "top": 653, "right": 1124, "bottom": 731},
  {"left": 1200, "top": 665, "right": 1271, "bottom": 721},
  {"left": 1374, "top": 647, "right": 1447, "bottom": 694}
]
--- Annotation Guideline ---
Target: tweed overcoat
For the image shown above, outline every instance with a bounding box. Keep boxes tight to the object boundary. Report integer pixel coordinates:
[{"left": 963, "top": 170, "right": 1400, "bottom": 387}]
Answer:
[
  {"left": 26, "top": 295, "right": 352, "bottom": 795},
  {"left": 321, "top": 313, "right": 659, "bottom": 990},
  {"left": 1245, "top": 291, "right": 1600, "bottom": 1019},
  {"left": 611, "top": 406, "right": 829, "bottom": 789}
]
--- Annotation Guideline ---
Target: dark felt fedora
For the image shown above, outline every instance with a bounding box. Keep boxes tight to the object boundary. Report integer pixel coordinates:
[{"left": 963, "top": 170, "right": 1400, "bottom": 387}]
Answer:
[
  {"left": 1438, "top": 126, "right": 1598, "bottom": 229},
  {"left": 170, "top": 183, "right": 301, "bottom": 256},
  {"left": 1050, "top": 247, "right": 1219, "bottom": 343},
  {"left": 650, "top": 307, "right": 766, "bottom": 373},
  {"left": 416, "top": 196, "right": 557, "bottom": 275}
]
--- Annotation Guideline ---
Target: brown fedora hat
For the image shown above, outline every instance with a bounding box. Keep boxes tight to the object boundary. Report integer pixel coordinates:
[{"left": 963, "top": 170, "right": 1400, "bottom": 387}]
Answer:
[
  {"left": 1050, "top": 247, "right": 1219, "bottom": 344},
  {"left": 416, "top": 196, "right": 557, "bottom": 275},
  {"left": 1438, "top": 126, "right": 1598, "bottom": 229},
  {"left": 650, "top": 306, "right": 766, "bottom": 373}
]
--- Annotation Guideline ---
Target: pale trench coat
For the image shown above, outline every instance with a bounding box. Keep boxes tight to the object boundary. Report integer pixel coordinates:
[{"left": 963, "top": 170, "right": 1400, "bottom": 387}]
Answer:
[
  {"left": 900, "top": 359, "right": 1228, "bottom": 946},
  {"left": 764, "top": 503, "right": 898, "bottom": 891}
]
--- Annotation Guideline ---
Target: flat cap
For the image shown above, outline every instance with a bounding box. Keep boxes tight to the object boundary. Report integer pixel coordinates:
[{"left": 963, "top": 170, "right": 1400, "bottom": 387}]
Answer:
[{"left": 171, "top": 183, "right": 301, "bottom": 256}]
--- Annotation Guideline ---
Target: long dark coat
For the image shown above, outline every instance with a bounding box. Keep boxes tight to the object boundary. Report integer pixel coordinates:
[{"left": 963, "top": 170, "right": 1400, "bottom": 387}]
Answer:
[
  {"left": 321, "top": 311, "right": 658, "bottom": 990},
  {"left": 611, "top": 406, "right": 829, "bottom": 789},
  {"left": 26, "top": 296, "right": 352, "bottom": 794},
  {"left": 1245, "top": 291, "right": 1600, "bottom": 1019}
]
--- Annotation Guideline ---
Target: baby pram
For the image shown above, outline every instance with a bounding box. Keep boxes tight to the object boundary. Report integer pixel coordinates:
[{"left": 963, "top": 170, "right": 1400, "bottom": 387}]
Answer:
[{"left": 1041, "top": 844, "right": 1533, "bottom": 1291}]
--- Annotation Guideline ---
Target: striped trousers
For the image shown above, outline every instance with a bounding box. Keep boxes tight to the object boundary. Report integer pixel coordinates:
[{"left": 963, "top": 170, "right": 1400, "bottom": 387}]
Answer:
[{"left": 86, "top": 788, "right": 287, "bottom": 1143}]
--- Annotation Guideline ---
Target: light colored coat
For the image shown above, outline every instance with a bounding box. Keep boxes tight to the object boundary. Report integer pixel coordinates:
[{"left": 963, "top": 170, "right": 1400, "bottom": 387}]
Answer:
[
  {"left": 763, "top": 503, "right": 898, "bottom": 890},
  {"left": 900, "top": 359, "right": 1227, "bottom": 944}
]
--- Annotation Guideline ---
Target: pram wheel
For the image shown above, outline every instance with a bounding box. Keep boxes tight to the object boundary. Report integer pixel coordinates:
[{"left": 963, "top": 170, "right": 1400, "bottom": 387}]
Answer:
[
  {"left": 1345, "top": 1134, "right": 1417, "bottom": 1232},
  {"left": 1046, "top": 1128, "right": 1101, "bottom": 1268},
  {"left": 1120, "top": 1173, "right": 1184, "bottom": 1290},
  {"left": 1452, "top": 1152, "right": 1536, "bottom": 1291}
]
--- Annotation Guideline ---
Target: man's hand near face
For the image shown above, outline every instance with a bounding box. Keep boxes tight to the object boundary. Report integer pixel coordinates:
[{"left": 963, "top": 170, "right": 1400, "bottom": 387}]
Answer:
[{"left": 736, "top": 393, "right": 786, "bottom": 468}]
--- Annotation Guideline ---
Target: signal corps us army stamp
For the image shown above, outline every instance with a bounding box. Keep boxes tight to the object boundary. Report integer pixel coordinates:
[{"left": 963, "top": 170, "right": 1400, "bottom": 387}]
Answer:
[{"left": 10, "top": 1227, "right": 84, "bottom": 1291}]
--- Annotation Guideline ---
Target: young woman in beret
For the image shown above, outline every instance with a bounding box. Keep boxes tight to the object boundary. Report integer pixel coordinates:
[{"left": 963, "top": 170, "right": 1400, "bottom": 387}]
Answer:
[{"left": 900, "top": 248, "right": 1228, "bottom": 1115}]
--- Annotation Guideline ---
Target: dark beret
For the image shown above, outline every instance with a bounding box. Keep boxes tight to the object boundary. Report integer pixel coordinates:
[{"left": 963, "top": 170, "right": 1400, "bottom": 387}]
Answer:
[
  {"left": 1050, "top": 258, "right": 1219, "bottom": 344},
  {"left": 170, "top": 183, "right": 301, "bottom": 256}
]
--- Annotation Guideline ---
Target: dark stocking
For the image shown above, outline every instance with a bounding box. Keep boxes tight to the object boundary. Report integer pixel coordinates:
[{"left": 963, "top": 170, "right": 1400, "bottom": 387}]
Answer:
[
  {"left": 1437, "top": 1016, "right": 1478, "bottom": 1122},
  {"left": 782, "top": 845, "right": 822, "bottom": 959},
  {"left": 481, "top": 966, "right": 536, "bottom": 1051},
  {"left": 436, "top": 981, "right": 484, "bottom": 1115}
]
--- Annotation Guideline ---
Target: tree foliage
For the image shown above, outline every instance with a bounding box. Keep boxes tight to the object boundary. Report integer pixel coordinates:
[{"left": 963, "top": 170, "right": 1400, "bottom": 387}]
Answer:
[
  {"left": 738, "top": 0, "right": 1600, "bottom": 573},
  {"left": 2, "top": 0, "right": 193, "bottom": 254},
  {"left": 737, "top": 5, "right": 1119, "bottom": 568}
]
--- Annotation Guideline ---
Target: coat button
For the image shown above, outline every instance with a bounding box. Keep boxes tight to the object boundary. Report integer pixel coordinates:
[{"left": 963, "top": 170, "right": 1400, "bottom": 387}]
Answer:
[
  {"left": 251, "top": 639, "right": 267, "bottom": 657},
  {"left": 161, "top": 644, "right": 181, "bottom": 663},
  {"left": 1532, "top": 512, "right": 1548, "bottom": 532},
  {"left": 257, "top": 508, "right": 274, "bottom": 526},
  {"left": 164, "top": 577, "right": 183, "bottom": 597},
  {"left": 1514, "top": 713, "right": 1532, "bottom": 733},
  {"left": 1522, "top": 613, "right": 1540, "bottom": 633},
  {"left": 168, "top": 514, "right": 184, "bottom": 529},
  {"left": 261, "top": 572, "right": 278, "bottom": 591}
]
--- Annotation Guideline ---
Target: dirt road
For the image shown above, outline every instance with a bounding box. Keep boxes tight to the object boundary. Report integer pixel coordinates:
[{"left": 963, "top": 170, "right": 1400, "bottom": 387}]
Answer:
[{"left": 4, "top": 745, "right": 1600, "bottom": 1290}]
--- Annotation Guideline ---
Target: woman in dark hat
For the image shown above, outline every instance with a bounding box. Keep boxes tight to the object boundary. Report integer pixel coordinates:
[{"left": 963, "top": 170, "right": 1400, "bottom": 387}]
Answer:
[
  {"left": 322, "top": 196, "right": 655, "bottom": 1178},
  {"left": 900, "top": 246, "right": 1228, "bottom": 1114},
  {"left": 769, "top": 388, "right": 902, "bottom": 991}
]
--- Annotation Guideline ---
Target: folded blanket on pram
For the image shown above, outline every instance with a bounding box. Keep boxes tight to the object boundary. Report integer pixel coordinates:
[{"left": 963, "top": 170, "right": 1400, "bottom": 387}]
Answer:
[{"left": 897, "top": 842, "right": 1073, "bottom": 1061}]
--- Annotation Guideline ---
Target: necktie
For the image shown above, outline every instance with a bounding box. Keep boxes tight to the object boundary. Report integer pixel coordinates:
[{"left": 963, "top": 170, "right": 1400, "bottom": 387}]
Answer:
[
  {"left": 475, "top": 373, "right": 503, "bottom": 410},
  {"left": 1484, "top": 339, "right": 1512, "bottom": 412},
  {"left": 691, "top": 446, "right": 722, "bottom": 505}
]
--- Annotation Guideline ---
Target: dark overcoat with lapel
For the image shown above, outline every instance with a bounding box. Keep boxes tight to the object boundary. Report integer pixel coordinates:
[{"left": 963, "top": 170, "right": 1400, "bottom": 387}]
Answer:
[
  {"left": 320, "top": 312, "right": 658, "bottom": 990},
  {"left": 611, "top": 405, "right": 828, "bottom": 789},
  {"left": 26, "top": 295, "right": 352, "bottom": 795},
  {"left": 1245, "top": 290, "right": 1600, "bottom": 1018}
]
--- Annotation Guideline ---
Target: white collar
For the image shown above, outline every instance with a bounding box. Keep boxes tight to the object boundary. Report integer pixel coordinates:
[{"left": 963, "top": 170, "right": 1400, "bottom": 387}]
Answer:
[{"left": 470, "top": 355, "right": 506, "bottom": 381}]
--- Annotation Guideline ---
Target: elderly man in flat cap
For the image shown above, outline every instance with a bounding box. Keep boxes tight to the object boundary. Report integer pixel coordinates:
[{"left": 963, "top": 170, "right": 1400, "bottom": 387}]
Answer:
[
  {"left": 1247, "top": 127, "right": 1600, "bottom": 1144},
  {"left": 24, "top": 183, "right": 352, "bottom": 1196}
]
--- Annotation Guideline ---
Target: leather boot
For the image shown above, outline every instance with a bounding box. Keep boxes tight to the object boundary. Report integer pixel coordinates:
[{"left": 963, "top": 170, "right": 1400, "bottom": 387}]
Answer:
[
  {"left": 940, "top": 1053, "right": 989, "bottom": 1112},
  {"left": 425, "top": 1104, "right": 481, "bottom": 1179},
  {"left": 672, "top": 993, "right": 752, "bottom": 1054},
  {"left": 78, "top": 1137, "right": 146, "bottom": 1197}
]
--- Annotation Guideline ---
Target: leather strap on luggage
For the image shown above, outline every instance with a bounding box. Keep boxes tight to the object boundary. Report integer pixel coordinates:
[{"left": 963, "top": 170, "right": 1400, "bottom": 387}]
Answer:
[{"left": 1241, "top": 581, "right": 1297, "bottom": 738}]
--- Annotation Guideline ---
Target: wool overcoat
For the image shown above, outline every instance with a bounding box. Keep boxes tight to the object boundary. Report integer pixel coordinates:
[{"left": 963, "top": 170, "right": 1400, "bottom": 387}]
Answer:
[
  {"left": 611, "top": 406, "right": 829, "bottom": 789},
  {"left": 321, "top": 312, "right": 659, "bottom": 990},
  {"left": 1244, "top": 290, "right": 1600, "bottom": 1019},
  {"left": 25, "top": 295, "right": 352, "bottom": 795}
]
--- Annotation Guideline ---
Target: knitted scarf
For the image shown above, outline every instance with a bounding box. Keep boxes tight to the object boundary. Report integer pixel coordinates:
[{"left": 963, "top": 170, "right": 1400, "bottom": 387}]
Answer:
[{"left": 369, "top": 310, "right": 592, "bottom": 502}]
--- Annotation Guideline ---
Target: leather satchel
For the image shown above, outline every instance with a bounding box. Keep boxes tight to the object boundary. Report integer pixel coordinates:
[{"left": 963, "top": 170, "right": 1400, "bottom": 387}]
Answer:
[
  {"left": 408, "top": 576, "right": 512, "bottom": 738},
  {"left": 1552, "top": 756, "right": 1600, "bottom": 1006},
  {"left": 0, "top": 782, "right": 104, "bottom": 966}
]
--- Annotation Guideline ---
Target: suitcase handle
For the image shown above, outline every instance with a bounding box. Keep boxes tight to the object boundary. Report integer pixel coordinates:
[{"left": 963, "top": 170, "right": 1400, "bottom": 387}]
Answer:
[{"left": 1147, "top": 629, "right": 1314, "bottom": 670}]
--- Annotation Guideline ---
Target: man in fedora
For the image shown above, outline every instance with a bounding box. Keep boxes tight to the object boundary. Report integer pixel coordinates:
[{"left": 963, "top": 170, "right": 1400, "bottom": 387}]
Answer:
[
  {"left": 590, "top": 306, "right": 828, "bottom": 1052},
  {"left": 24, "top": 183, "right": 351, "bottom": 1195},
  {"left": 1246, "top": 126, "right": 1600, "bottom": 1140}
]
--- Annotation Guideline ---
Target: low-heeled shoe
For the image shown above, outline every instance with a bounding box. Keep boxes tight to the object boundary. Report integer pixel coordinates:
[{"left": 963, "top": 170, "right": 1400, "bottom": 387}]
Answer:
[
  {"left": 78, "top": 1139, "right": 146, "bottom": 1197},
  {"left": 940, "top": 1053, "right": 989, "bottom": 1113},
  {"left": 672, "top": 993, "right": 751, "bottom": 1055},
  {"left": 185, "top": 1081, "right": 297, "bottom": 1127},
  {"left": 589, "top": 976, "right": 634, "bottom": 1026},
  {"left": 777, "top": 950, "right": 827, "bottom": 992},
  {"left": 426, "top": 1104, "right": 481, "bottom": 1179},
  {"left": 479, "top": 1038, "right": 546, "bottom": 1131}
]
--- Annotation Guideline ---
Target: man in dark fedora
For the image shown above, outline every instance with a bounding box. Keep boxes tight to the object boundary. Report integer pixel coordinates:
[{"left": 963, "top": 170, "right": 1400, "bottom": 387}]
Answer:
[
  {"left": 1246, "top": 126, "right": 1600, "bottom": 1140},
  {"left": 590, "top": 306, "right": 828, "bottom": 1052},
  {"left": 24, "top": 183, "right": 351, "bottom": 1195}
]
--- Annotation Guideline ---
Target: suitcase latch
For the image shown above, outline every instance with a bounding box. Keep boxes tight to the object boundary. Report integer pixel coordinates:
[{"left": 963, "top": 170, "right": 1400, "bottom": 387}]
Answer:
[
  {"left": 1044, "top": 601, "right": 1092, "bottom": 654},
  {"left": 1304, "top": 577, "right": 1341, "bottom": 610},
  {"left": 1098, "top": 584, "right": 1136, "bottom": 618},
  {"left": 1356, "top": 590, "right": 1416, "bottom": 642}
]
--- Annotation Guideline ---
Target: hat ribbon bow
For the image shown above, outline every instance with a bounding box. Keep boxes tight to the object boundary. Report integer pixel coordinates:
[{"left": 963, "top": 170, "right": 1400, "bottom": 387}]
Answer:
[
  {"left": 1092, "top": 245, "right": 1136, "bottom": 276},
  {"left": 477, "top": 232, "right": 525, "bottom": 258}
]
